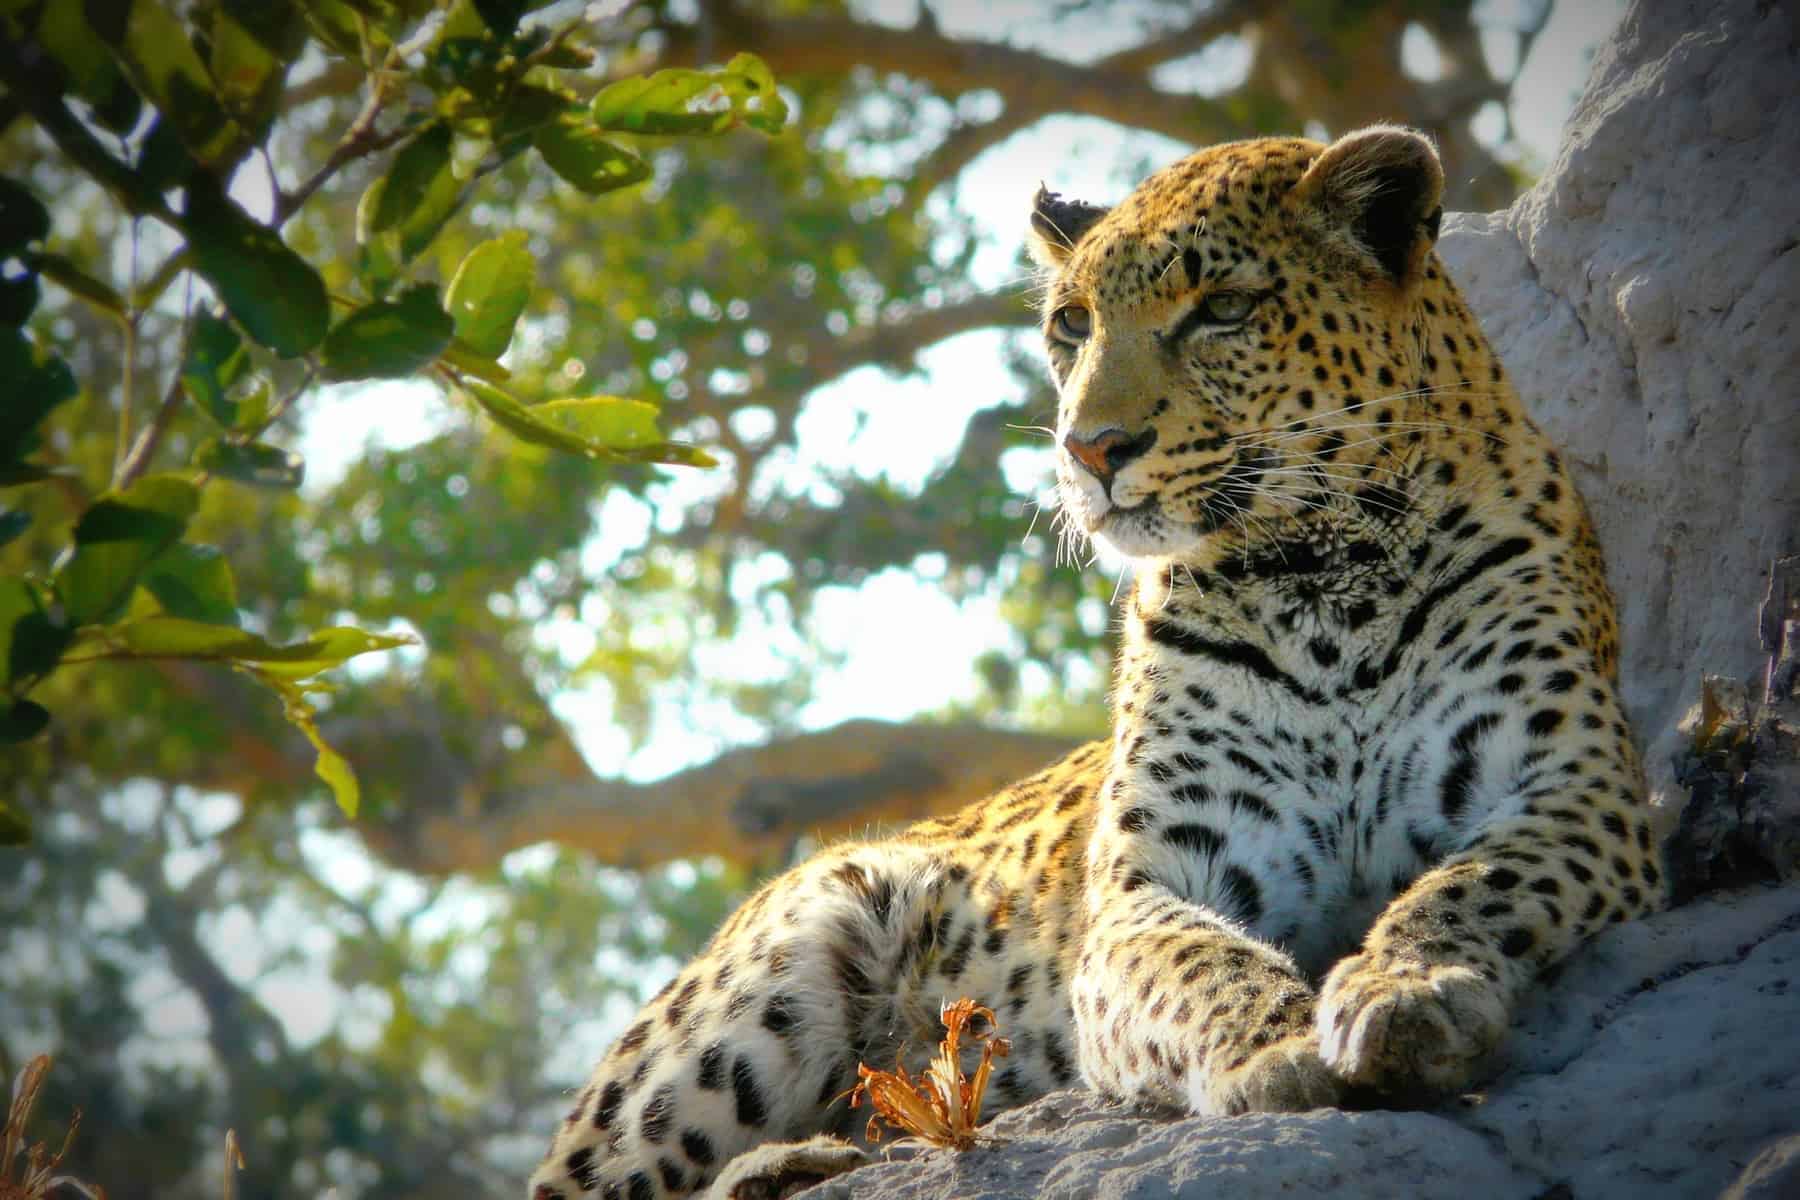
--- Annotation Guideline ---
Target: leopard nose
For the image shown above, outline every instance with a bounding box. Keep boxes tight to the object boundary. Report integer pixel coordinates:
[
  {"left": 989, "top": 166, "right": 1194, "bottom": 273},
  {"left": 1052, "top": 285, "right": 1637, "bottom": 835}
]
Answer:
[{"left": 1062, "top": 427, "right": 1157, "bottom": 485}]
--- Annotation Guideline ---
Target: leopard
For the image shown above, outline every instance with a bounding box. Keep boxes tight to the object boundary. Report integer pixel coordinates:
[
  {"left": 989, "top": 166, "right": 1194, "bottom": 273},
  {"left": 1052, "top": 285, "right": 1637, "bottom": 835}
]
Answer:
[{"left": 527, "top": 125, "right": 1664, "bottom": 1200}]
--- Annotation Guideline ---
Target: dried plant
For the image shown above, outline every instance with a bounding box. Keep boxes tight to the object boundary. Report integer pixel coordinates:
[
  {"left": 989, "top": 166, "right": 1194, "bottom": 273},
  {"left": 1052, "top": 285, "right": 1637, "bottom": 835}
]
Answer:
[
  {"left": 846, "top": 997, "right": 1011, "bottom": 1150},
  {"left": 1, "top": 1055, "right": 103, "bottom": 1200}
]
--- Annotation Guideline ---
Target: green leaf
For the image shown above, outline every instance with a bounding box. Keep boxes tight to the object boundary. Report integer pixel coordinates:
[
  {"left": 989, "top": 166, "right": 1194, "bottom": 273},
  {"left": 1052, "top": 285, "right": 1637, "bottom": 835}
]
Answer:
[
  {"left": 194, "top": 438, "right": 305, "bottom": 489},
  {"left": 532, "top": 116, "right": 650, "bottom": 195},
  {"left": 101, "top": 0, "right": 246, "bottom": 165},
  {"left": 6, "top": 611, "right": 71, "bottom": 686},
  {"left": 358, "top": 125, "right": 463, "bottom": 265},
  {"left": 0, "top": 509, "right": 28, "bottom": 548},
  {"left": 320, "top": 285, "right": 454, "bottom": 381},
  {"left": 0, "top": 797, "right": 29, "bottom": 845},
  {"left": 209, "top": 1, "right": 296, "bottom": 135},
  {"left": 0, "top": 177, "right": 49, "bottom": 254},
  {"left": 463, "top": 382, "right": 717, "bottom": 467},
  {"left": 444, "top": 232, "right": 533, "bottom": 357},
  {"left": 0, "top": 699, "right": 50, "bottom": 743},
  {"left": 250, "top": 668, "right": 360, "bottom": 816},
  {"left": 144, "top": 543, "right": 239, "bottom": 625},
  {"left": 369, "top": 123, "right": 452, "bottom": 235},
  {"left": 180, "top": 313, "right": 250, "bottom": 424},
  {"left": 0, "top": 576, "right": 51, "bottom": 685},
  {"left": 592, "top": 53, "right": 787, "bottom": 137},
  {"left": 72, "top": 615, "right": 411, "bottom": 680},
  {"left": 0, "top": 270, "right": 38, "bottom": 328},
  {"left": 37, "top": 0, "right": 125, "bottom": 111},
  {"left": 470, "top": 0, "right": 524, "bottom": 37},
  {"left": 0, "top": 329, "right": 76, "bottom": 467},
  {"left": 184, "top": 175, "right": 330, "bottom": 357},
  {"left": 56, "top": 474, "right": 200, "bottom": 627}
]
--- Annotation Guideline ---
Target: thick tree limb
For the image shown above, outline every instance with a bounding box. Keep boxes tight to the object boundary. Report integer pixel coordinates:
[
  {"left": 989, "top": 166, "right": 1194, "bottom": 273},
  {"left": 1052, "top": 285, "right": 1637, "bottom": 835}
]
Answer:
[
  {"left": 144, "top": 660, "right": 1087, "bottom": 875},
  {"left": 360, "top": 719, "right": 1090, "bottom": 875}
]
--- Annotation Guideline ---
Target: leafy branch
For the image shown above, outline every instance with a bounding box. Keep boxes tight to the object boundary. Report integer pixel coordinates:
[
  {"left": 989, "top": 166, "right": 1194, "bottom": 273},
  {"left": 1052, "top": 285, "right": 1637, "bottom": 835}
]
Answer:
[{"left": 0, "top": 0, "right": 792, "bottom": 839}]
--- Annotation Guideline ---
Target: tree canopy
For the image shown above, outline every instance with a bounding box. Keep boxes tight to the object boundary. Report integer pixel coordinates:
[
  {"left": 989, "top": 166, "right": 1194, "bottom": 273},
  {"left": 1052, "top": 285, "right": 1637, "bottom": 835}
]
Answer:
[{"left": 0, "top": 0, "right": 1578, "bottom": 1193}]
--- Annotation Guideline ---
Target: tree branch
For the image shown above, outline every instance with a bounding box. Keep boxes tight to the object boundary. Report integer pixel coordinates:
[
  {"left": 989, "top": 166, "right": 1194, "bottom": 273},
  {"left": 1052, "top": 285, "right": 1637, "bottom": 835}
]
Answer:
[{"left": 645, "top": 11, "right": 1253, "bottom": 150}]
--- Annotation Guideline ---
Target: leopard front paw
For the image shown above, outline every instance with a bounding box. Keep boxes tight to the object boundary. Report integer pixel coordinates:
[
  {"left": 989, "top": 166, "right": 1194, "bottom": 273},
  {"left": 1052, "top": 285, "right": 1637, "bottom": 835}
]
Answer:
[
  {"left": 1315, "top": 952, "right": 1509, "bottom": 1094},
  {"left": 1198, "top": 1033, "right": 1342, "bottom": 1116},
  {"left": 704, "top": 1135, "right": 869, "bottom": 1200}
]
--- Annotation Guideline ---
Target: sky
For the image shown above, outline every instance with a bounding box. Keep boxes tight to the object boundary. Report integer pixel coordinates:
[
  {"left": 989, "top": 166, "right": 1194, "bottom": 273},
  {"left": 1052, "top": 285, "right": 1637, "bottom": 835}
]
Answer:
[{"left": 228, "top": 0, "right": 1631, "bottom": 1063}]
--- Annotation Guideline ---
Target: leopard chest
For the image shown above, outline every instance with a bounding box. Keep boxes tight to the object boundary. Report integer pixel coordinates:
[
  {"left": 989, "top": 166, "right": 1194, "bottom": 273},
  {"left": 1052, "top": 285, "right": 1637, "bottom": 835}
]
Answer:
[{"left": 1109, "top": 558, "right": 1523, "bottom": 976}]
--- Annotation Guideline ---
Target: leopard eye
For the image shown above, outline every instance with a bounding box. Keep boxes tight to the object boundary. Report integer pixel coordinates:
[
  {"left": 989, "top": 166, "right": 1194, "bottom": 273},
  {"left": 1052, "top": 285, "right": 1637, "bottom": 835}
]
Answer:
[
  {"left": 1200, "top": 289, "right": 1257, "bottom": 325},
  {"left": 1050, "top": 304, "right": 1091, "bottom": 344}
]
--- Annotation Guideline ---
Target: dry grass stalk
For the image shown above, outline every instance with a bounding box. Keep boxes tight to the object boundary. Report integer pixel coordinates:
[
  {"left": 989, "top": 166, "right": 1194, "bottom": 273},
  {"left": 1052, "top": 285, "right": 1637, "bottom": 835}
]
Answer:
[
  {"left": 0, "top": 1055, "right": 104, "bottom": 1200},
  {"left": 846, "top": 997, "right": 1011, "bottom": 1150}
]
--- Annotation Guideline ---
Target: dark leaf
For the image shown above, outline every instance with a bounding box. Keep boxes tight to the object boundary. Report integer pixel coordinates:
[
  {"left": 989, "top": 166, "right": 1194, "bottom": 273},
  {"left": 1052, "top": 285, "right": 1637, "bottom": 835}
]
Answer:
[
  {"left": 0, "top": 699, "right": 50, "bottom": 743},
  {"left": 180, "top": 312, "right": 250, "bottom": 424},
  {"left": 194, "top": 439, "right": 306, "bottom": 489},
  {"left": 0, "top": 329, "right": 78, "bottom": 467},
  {"left": 0, "top": 797, "right": 29, "bottom": 845},
  {"left": 471, "top": 0, "right": 525, "bottom": 36},
  {"left": 7, "top": 611, "right": 72, "bottom": 686},
  {"left": 100, "top": 0, "right": 247, "bottom": 165},
  {"left": 184, "top": 174, "right": 329, "bottom": 356},
  {"left": 0, "top": 509, "right": 28, "bottom": 548},
  {"left": 0, "top": 176, "right": 50, "bottom": 254},
  {"left": 320, "top": 284, "right": 454, "bottom": 381},
  {"left": 368, "top": 123, "right": 453, "bottom": 235},
  {"left": 0, "top": 270, "right": 39, "bottom": 328}
]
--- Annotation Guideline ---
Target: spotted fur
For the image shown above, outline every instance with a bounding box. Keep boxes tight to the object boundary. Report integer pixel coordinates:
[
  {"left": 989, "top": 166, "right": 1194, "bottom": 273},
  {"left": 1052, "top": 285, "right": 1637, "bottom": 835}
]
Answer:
[{"left": 527, "top": 127, "right": 1662, "bottom": 1199}]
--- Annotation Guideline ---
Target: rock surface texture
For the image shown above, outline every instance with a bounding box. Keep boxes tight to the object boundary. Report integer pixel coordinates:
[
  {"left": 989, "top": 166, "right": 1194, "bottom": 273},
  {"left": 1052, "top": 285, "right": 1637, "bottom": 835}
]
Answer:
[
  {"left": 1437, "top": 0, "right": 1800, "bottom": 813},
  {"left": 809, "top": 886, "right": 1800, "bottom": 1200},
  {"left": 797, "top": 1, "right": 1800, "bottom": 1197}
]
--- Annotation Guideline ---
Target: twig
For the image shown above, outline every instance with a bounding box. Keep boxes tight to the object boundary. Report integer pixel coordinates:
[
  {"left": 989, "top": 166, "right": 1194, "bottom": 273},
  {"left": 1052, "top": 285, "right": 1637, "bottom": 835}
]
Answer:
[
  {"left": 273, "top": 84, "right": 406, "bottom": 226},
  {"left": 113, "top": 374, "right": 188, "bottom": 491}
]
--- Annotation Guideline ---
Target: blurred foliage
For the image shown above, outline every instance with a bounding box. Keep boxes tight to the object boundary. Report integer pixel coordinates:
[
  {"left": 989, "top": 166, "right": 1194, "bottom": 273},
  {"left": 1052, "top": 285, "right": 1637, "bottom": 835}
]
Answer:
[{"left": 0, "top": 0, "right": 1563, "bottom": 1193}]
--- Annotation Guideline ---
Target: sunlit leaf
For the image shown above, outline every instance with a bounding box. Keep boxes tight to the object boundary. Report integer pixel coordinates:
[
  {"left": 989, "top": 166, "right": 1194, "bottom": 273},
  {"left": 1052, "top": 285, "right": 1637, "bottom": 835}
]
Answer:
[
  {"left": 591, "top": 54, "right": 787, "bottom": 137},
  {"left": 56, "top": 474, "right": 200, "bottom": 627},
  {"left": 462, "top": 381, "right": 715, "bottom": 466},
  {"left": 181, "top": 312, "right": 250, "bottom": 424},
  {"left": 445, "top": 232, "right": 533, "bottom": 357},
  {"left": 532, "top": 115, "right": 650, "bottom": 195},
  {"left": 145, "top": 543, "right": 240, "bottom": 625},
  {"left": 72, "top": 614, "right": 405, "bottom": 668},
  {"left": 209, "top": 2, "right": 292, "bottom": 134},
  {"left": 320, "top": 285, "right": 454, "bottom": 380},
  {"left": 194, "top": 438, "right": 306, "bottom": 489},
  {"left": 249, "top": 667, "right": 361, "bottom": 817},
  {"left": 184, "top": 176, "right": 330, "bottom": 357},
  {"left": 100, "top": 0, "right": 246, "bottom": 164}
]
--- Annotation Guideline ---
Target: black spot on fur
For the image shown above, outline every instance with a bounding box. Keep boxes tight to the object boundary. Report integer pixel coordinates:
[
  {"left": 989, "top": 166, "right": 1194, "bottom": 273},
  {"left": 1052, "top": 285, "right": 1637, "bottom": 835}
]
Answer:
[{"left": 731, "top": 1056, "right": 768, "bottom": 1127}]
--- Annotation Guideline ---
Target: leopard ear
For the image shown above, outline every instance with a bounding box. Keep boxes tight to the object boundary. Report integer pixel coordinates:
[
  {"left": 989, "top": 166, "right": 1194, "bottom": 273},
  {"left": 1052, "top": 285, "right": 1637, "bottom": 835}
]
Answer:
[
  {"left": 1028, "top": 184, "right": 1109, "bottom": 268},
  {"left": 1293, "top": 125, "right": 1444, "bottom": 283}
]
